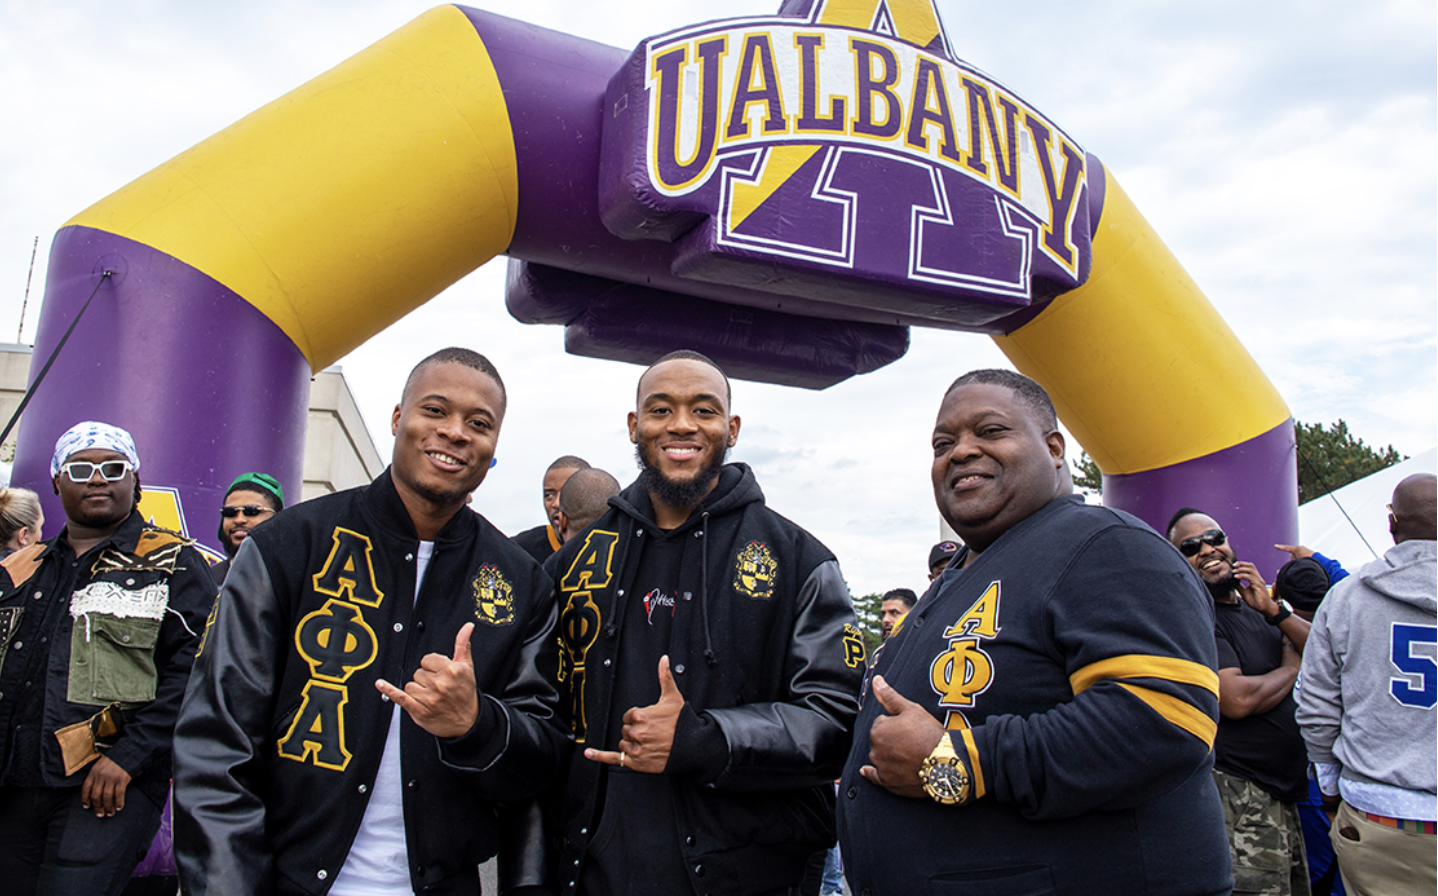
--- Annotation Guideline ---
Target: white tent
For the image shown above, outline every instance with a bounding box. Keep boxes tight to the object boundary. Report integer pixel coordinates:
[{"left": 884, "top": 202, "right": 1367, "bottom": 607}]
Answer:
[{"left": 1298, "top": 448, "right": 1437, "bottom": 568}]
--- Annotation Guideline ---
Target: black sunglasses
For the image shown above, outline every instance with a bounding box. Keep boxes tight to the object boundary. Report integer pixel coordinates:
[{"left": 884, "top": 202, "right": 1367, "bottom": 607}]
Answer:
[
  {"left": 221, "top": 505, "right": 272, "bottom": 519},
  {"left": 1179, "top": 529, "right": 1226, "bottom": 557}
]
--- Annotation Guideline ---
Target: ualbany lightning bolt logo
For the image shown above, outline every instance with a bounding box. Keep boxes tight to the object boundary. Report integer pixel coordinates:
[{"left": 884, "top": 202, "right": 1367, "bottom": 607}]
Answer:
[
  {"left": 602, "top": 0, "right": 1091, "bottom": 323},
  {"left": 929, "top": 580, "right": 1001, "bottom": 730}
]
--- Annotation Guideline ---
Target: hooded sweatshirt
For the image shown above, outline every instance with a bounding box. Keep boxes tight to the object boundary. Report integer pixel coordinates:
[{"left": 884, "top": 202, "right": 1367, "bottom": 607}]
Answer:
[{"left": 1296, "top": 538, "right": 1437, "bottom": 820}]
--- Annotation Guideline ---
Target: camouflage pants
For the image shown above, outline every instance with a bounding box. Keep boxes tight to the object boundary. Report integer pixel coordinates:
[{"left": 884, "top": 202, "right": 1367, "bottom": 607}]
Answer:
[{"left": 1213, "top": 769, "right": 1311, "bottom": 896}]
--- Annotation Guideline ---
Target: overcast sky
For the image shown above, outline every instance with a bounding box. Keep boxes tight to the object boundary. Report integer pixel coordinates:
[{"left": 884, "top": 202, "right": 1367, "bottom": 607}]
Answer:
[{"left": 1, "top": 0, "right": 1433, "bottom": 597}]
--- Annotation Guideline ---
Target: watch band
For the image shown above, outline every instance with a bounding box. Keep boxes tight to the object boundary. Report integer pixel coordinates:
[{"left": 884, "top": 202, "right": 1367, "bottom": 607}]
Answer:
[{"left": 1266, "top": 600, "right": 1292, "bottom": 625}]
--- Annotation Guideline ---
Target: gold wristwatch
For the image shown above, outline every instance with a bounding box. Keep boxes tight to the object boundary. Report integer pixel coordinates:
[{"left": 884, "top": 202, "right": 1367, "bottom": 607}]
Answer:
[{"left": 919, "top": 732, "right": 971, "bottom": 805}]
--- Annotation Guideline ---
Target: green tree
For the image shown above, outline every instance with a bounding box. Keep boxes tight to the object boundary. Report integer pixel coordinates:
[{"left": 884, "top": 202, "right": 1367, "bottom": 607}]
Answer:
[
  {"left": 1073, "top": 451, "right": 1103, "bottom": 496},
  {"left": 1295, "top": 419, "right": 1404, "bottom": 504},
  {"left": 1068, "top": 419, "right": 1403, "bottom": 504},
  {"left": 851, "top": 590, "right": 885, "bottom": 656}
]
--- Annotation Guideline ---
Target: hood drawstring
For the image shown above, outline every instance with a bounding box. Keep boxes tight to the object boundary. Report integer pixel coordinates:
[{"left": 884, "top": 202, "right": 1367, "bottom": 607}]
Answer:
[{"left": 699, "top": 512, "right": 716, "bottom": 666}]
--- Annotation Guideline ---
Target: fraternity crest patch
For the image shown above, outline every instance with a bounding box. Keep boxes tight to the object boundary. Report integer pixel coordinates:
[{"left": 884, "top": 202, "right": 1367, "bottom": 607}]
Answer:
[
  {"left": 472, "top": 565, "right": 516, "bottom": 626},
  {"left": 733, "top": 541, "right": 777, "bottom": 599}
]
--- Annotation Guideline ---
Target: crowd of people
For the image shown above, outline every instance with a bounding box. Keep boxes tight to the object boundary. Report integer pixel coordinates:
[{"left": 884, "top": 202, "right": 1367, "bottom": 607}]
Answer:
[{"left": 0, "top": 349, "right": 1431, "bottom": 896}]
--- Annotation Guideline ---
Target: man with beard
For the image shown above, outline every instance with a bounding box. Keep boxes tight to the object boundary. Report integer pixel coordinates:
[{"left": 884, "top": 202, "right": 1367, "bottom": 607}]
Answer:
[
  {"left": 1168, "top": 508, "right": 1312, "bottom": 896},
  {"left": 0, "top": 422, "right": 213, "bottom": 895},
  {"left": 545, "top": 350, "right": 865, "bottom": 896},
  {"left": 174, "top": 348, "right": 565, "bottom": 896},
  {"left": 208, "top": 472, "right": 284, "bottom": 585}
]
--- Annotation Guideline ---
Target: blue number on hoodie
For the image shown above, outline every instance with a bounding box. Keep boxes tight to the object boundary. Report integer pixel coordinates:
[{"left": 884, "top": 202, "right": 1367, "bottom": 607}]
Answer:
[{"left": 1390, "top": 623, "right": 1438, "bottom": 709}]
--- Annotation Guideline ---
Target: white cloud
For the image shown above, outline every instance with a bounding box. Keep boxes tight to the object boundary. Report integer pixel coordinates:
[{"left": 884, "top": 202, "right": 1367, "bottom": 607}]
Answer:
[{"left": 0, "top": 0, "right": 1432, "bottom": 595}]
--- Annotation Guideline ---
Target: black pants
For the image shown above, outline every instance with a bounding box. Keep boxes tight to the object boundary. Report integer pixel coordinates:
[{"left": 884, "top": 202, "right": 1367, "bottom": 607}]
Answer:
[{"left": 0, "top": 784, "right": 162, "bottom": 896}]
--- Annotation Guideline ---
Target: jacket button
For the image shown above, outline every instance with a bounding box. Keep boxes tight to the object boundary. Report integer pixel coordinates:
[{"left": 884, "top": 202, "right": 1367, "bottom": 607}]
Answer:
[
  {"left": 393, "top": 623, "right": 403, "bottom": 633},
  {"left": 846, "top": 786, "right": 858, "bottom": 799},
  {"left": 317, "top": 870, "right": 328, "bottom": 880},
  {"left": 685, "top": 835, "right": 696, "bottom": 846},
  {"left": 416, "top": 621, "right": 425, "bottom": 632},
  {"left": 32, "top": 591, "right": 41, "bottom": 599},
  {"left": 603, "top": 659, "right": 611, "bottom": 667},
  {"left": 407, "top": 780, "right": 418, "bottom": 790},
  {"left": 674, "top": 664, "right": 685, "bottom": 675},
  {"left": 580, "top": 827, "right": 588, "bottom": 835},
  {"left": 358, "top": 784, "right": 368, "bottom": 794},
  {"left": 694, "top": 531, "right": 703, "bottom": 538},
  {"left": 617, "top": 589, "right": 625, "bottom": 597},
  {"left": 416, "top": 866, "right": 425, "bottom": 876},
  {"left": 11, "top": 642, "right": 19, "bottom": 651},
  {"left": 406, "top": 553, "right": 414, "bottom": 561},
  {"left": 121, "top": 635, "right": 131, "bottom": 643},
  {"left": 126, "top": 578, "right": 136, "bottom": 586},
  {"left": 694, "top": 864, "right": 705, "bottom": 877}
]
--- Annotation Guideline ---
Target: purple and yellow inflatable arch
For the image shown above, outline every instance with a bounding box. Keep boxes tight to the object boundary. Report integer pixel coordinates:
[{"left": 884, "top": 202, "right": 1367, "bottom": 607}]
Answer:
[{"left": 16, "top": 0, "right": 1297, "bottom": 567}]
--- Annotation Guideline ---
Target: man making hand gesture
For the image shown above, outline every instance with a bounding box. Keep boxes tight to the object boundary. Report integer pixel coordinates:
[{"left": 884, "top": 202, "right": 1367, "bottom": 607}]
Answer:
[{"left": 174, "top": 349, "right": 564, "bottom": 896}]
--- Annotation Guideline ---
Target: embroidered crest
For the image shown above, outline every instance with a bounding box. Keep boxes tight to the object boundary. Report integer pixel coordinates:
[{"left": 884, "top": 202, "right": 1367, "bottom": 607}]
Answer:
[
  {"left": 472, "top": 565, "right": 516, "bottom": 626},
  {"left": 733, "top": 541, "right": 777, "bottom": 600}
]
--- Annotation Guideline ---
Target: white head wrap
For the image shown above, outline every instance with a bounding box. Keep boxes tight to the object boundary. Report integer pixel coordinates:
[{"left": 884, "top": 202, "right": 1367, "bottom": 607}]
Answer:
[{"left": 51, "top": 421, "right": 141, "bottom": 476}]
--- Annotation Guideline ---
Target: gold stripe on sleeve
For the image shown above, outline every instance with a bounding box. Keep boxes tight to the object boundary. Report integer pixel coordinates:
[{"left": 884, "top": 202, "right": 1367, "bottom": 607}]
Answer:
[
  {"left": 1117, "top": 683, "right": 1217, "bottom": 748},
  {"left": 1069, "top": 654, "right": 1219, "bottom": 697}
]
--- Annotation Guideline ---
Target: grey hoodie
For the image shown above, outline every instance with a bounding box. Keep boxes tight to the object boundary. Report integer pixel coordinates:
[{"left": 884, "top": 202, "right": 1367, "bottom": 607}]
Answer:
[{"left": 1296, "top": 539, "right": 1437, "bottom": 802}]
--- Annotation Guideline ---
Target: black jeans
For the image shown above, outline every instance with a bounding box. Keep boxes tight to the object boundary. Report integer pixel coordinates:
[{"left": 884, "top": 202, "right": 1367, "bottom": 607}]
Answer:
[{"left": 0, "top": 783, "right": 162, "bottom": 896}]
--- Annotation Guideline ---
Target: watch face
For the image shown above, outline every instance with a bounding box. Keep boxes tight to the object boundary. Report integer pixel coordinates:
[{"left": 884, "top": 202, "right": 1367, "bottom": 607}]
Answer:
[{"left": 923, "top": 760, "right": 969, "bottom": 803}]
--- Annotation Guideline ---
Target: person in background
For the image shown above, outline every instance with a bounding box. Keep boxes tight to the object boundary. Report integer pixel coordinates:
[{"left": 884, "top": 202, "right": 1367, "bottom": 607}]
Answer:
[
  {"left": 555, "top": 468, "right": 620, "bottom": 545},
  {"left": 1169, "top": 508, "right": 1313, "bottom": 896},
  {"left": 209, "top": 472, "right": 284, "bottom": 585},
  {"left": 513, "top": 456, "right": 590, "bottom": 563},
  {"left": 1297, "top": 473, "right": 1436, "bottom": 896},
  {"left": 0, "top": 487, "right": 44, "bottom": 557},
  {"left": 927, "top": 540, "right": 958, "bottom": 581},
  {"left": 880, "top": 588, "right": 917, "bottom": 640}
]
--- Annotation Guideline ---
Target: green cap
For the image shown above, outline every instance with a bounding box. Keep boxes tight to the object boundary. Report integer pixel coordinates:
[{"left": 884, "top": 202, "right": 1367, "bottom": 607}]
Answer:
[{"left": 227, "top": 472, "right": 285, "bottom": 509}]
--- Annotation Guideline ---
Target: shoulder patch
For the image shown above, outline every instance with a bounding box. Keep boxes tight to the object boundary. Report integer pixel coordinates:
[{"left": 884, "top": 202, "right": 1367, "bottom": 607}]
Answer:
[
  {"left": 733, "top": 541, "right": 778, "bottom": 599},
  {"left": 0, "top": 542, "right": 45, "bottom": 589},
  {"left": 472, "top": 565, "right": 516, "bottom": 626}
]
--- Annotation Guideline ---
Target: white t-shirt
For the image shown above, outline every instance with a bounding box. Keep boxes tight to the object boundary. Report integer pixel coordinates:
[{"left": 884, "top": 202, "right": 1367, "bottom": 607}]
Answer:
[{"left": 329, "top": 541, "right": 434, "bottom": 896}]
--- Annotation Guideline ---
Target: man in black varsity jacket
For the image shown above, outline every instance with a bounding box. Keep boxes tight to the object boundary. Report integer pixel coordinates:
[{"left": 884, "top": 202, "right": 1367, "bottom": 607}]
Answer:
[
  {"left": 173, "top": 348, "right": 565, "bottom": 896},
  {"left": 839, "top": 369, "right": 1231, "bottom": 896},
  {"left": 547, "top": 350, "right": 865, "bottom": 896}
]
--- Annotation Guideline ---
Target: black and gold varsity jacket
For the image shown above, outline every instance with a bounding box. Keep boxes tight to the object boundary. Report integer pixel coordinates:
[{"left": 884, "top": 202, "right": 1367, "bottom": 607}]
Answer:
[{"left": 172, "top": 469, "right": 564, "bottom": 896}]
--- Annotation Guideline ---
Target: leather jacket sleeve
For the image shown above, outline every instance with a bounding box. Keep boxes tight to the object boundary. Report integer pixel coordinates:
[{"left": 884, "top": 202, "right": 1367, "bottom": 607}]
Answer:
[
  {"left": 102, "top": 545, "right": 214, "bottom": 781},
  {"left": 173, "top": 540, "right": 282, "bottom": 896},
  {"left": 436, "top": 590, "right": 567, "bottom": 804},
  {"left": 705, "top": 558, "right": 862, "bottom": 791}
]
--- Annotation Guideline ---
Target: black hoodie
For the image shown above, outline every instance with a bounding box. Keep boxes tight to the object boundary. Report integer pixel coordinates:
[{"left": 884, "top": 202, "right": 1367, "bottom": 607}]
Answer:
[{"left": 546, "top": 463, "right": 865, "bottom": 896}]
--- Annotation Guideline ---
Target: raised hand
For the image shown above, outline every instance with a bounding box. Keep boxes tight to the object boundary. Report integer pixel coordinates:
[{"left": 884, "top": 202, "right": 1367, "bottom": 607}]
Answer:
[
  {"left": 585, "top": 655, "right": 685, "bottom": 773},
  {"left": 860, "top": 675, "right": 944, "bottom": 799},
  {"left": 1232, "top": 561, "right": 1276, "bottom": 614},
  {"left": 376, "top": 622, "right": 480, "bottom": 738}
]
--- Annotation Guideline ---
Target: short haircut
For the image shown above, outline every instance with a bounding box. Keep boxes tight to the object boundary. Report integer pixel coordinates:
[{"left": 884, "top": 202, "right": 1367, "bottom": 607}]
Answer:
[
  {"left": 945, "top": 369, "right": 1058, "bottom": 432},
  {"left": 0, "top": 487, "right": 42, "bottom": 545},
  {"left": 559, "top": 468, "right": 622, "bottom": 534},
  {"left": 548, "top": 456, "right": 591, "bottom": 474},
  {"left": 404, "top": 347, "right": 506, "bottom": 411},
  {"left": 882, "top": 588, "right": 918, "bottom": 609},
  {"left": 639, "top": 349, "right": 732, "bottom": 405},
  {"left": 1165, "top": 507, "right": 1209, "bottom": 541}
]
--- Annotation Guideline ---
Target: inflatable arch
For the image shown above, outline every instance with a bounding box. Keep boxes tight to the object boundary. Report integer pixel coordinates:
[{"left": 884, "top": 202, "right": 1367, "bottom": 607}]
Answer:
[{"left": 15, "top": 0, "right": 1298, "bottom": 569}]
